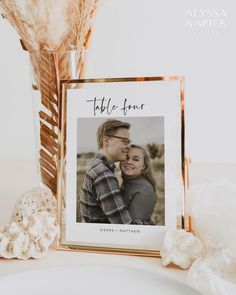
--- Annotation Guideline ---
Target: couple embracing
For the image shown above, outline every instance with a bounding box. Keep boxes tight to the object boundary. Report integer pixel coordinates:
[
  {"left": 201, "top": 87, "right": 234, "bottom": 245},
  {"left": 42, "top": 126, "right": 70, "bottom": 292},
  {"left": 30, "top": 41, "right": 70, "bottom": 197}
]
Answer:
[{"left": 80, "top": 119, "right": 157, "bottom": 225}]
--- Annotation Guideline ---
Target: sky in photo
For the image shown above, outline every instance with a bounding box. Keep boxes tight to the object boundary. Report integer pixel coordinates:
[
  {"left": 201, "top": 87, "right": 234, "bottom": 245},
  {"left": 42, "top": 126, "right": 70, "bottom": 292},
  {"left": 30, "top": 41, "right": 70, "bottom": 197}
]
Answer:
[{"left": 77, "top": 117, "right": 164, "bottom": 154}]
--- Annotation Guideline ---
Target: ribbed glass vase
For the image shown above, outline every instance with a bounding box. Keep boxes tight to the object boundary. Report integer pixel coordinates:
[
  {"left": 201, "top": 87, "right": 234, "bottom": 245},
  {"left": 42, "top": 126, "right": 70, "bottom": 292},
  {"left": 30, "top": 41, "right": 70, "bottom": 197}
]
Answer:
[{"left": 30, "top": 50, "right": 84, "bottom": 196}]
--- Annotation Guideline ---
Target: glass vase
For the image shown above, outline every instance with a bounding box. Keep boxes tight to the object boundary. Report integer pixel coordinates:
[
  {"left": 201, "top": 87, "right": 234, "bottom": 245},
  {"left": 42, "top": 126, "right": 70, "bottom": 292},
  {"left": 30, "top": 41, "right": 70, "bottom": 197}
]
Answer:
[{"left": 30, "top": 50, "right": 85, "bottom": 196}]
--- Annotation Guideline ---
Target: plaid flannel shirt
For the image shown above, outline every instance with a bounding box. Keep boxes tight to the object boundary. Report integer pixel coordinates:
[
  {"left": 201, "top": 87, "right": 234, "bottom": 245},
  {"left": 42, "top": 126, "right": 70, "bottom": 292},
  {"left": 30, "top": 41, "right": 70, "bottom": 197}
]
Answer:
[{"left": 80, "top": 153, "right": 132, "bottom": 224}]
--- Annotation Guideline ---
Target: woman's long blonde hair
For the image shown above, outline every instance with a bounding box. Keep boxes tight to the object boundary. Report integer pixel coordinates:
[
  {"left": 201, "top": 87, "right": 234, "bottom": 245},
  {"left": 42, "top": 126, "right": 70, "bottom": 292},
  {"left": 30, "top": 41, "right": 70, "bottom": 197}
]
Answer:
[{"left": 123, "top": 144, "right": 157, "bottom": 194}]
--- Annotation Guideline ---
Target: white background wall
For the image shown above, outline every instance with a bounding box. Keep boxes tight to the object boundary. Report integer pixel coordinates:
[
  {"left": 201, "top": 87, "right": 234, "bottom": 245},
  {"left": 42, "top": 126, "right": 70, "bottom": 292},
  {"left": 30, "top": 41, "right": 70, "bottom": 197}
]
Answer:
[{"left": 0, "top": 0, "right": 236, "bottom": 163}]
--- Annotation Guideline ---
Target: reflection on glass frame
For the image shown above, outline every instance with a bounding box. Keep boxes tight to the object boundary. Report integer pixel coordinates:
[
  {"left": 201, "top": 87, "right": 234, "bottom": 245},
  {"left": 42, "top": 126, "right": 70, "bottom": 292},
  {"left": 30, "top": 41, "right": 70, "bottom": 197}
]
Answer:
[{"left": 57, "top": 76, "right": 186, "bottom": 257}]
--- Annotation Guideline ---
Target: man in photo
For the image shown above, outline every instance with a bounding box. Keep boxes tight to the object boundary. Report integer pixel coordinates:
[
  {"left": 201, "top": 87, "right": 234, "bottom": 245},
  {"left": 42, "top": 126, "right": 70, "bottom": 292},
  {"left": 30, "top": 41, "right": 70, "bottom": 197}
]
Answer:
[{"left": 80, "top": 119, "right": 133, "bottom": 224}]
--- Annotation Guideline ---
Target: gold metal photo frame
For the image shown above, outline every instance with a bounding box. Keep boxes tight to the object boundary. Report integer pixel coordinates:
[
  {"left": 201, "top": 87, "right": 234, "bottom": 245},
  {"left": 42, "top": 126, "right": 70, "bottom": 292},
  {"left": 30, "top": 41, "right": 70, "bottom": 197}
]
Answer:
[{"left": 57, "top": 76, "right": 186, "bottom": 257}]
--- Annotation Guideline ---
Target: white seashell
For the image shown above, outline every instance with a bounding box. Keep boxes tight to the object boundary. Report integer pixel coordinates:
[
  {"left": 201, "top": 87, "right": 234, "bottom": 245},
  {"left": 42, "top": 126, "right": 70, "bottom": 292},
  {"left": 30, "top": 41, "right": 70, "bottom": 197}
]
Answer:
[
  {"left": 0, "top": 187, "right": 57, "bottom": 259},
  {"left": 0, "top": 211, "right": 57, "bottom": 260},
  {"left": 11, "top": 187, "right": 56, "bottom": 223},
  {"left": 160, "top": 229, "right": 203, "bottom": 269}
]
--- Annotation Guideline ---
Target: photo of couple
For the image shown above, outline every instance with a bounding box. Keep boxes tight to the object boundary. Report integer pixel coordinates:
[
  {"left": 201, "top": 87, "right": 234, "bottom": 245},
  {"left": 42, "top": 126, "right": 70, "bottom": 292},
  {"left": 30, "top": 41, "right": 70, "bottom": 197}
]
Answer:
[{"left": 76, "top": 117, "right": 165, "bottom": 226}]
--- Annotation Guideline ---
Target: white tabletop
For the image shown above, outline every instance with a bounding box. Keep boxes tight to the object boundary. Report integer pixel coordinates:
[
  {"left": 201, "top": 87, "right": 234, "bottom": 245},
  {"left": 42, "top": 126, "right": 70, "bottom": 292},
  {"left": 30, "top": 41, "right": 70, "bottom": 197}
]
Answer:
[
  {"left": 1, "top": 159, "right": 235, "bottom": 285},
  {"left": 0, "top": 247, "right": 187, "bottom": 282}
]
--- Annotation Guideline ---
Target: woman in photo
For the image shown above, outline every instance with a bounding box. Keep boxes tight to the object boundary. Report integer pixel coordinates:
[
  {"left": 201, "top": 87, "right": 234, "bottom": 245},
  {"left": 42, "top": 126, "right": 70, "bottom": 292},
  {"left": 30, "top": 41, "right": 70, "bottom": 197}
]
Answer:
[{"left": 120, "top": 144, "right": 157, "bottom": 225}]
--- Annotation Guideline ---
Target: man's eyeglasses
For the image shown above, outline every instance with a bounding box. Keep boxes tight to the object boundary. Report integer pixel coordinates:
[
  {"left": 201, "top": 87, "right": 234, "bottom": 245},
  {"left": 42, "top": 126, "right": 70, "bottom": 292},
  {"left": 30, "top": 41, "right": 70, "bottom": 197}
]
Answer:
[{"left": 108, "top": 135, "right": 131, "bottom": 145}]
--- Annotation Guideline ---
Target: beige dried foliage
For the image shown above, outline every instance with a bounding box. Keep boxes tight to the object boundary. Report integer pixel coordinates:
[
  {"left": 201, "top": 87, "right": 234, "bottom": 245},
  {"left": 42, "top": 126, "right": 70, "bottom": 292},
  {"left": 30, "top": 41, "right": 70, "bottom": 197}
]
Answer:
[
  {"left": 0, "top": 0, "right": 98, "bottom": 51},
  {"left": 0, "top": 0, "right": 99, "bottom": 195}
]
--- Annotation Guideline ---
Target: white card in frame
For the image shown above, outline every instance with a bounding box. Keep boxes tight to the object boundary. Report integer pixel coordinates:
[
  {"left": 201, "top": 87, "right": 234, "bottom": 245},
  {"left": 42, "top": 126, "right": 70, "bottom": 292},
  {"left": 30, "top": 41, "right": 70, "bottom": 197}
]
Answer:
[{"left": 57, "top": 76, "right": 187, "bottom": 257}]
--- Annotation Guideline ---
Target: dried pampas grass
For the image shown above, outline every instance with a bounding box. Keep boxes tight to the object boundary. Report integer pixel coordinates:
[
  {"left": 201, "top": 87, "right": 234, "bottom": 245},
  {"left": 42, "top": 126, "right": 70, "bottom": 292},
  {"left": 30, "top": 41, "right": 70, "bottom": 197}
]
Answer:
[
  {"left": 0, "top": 0, "right": 99, "bottom": 195},
  {"left": 0, "top": 0, "right": 98, "bottom": 52}
]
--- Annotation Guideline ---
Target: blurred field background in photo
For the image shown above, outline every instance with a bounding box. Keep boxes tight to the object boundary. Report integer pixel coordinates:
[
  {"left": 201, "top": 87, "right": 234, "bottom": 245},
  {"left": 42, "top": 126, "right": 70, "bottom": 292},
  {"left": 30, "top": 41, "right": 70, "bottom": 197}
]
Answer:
[{"left": 76, "top": 144, "right": 165, "bottom": 225}]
